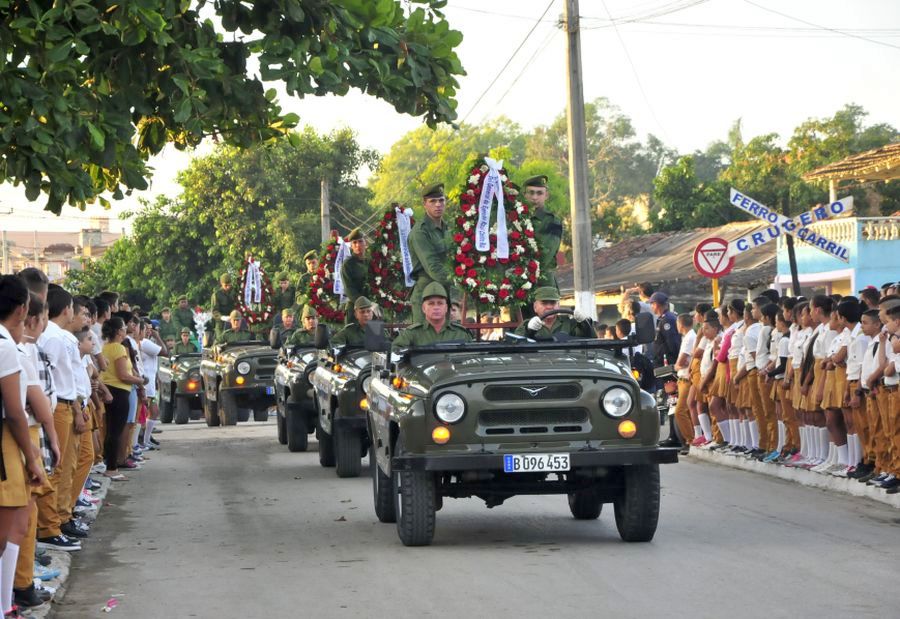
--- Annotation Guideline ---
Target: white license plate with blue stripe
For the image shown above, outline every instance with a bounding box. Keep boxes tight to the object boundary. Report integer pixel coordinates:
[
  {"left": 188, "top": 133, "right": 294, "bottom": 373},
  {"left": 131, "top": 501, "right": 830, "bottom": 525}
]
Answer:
[
  {"left": 503, "top": 453, "right": 570, "bottom": 473},
  {"left": 265, "top": 386, "right": 275, "bottom": 395}
]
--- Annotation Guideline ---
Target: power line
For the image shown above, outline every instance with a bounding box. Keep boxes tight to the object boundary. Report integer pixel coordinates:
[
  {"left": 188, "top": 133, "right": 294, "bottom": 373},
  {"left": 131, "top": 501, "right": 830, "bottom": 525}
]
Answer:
[
  {"left": 742, "top": 0, "right": 900, "bottom": 51},
  {"left": 494, "top": 27, "right": 558, "bottom": 108}
]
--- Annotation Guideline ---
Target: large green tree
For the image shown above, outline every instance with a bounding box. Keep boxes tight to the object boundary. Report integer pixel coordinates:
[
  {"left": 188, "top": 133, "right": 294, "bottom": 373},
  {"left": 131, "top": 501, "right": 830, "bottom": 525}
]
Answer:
[{"left": 0, "top": 0, "right": 463, "bottom": 213}]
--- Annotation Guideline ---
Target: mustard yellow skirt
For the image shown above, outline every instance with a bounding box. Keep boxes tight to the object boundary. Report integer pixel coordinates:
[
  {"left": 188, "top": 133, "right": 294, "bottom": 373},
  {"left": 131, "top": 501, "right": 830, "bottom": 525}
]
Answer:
[
  {"left": 822, "top": 366, "right": 848, "bottom": 410},
  {"left": 0, "top": 425, "right": 29, "bottom": 507}
]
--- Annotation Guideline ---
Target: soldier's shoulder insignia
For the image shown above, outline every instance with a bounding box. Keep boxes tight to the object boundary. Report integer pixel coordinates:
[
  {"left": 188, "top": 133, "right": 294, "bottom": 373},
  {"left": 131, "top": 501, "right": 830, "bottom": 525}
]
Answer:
[{"left": 663, "top": 322, "right": 671, "bottom": 330}]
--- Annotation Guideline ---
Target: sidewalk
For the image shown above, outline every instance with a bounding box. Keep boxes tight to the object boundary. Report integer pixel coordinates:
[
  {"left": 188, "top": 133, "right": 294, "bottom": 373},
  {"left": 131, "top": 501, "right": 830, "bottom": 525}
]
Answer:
[{"left": 689, "top": 447, "right": 900, "bottom": 508}]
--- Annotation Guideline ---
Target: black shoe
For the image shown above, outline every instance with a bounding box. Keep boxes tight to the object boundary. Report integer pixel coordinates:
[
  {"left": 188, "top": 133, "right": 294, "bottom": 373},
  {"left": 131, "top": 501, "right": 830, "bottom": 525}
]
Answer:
[
  {"left": 887, "top": 484, "right": 900, "bottom": 494},
  {"left": 150, "top": 436, "right": 160, "bottom": 446},
  {"left": 37, "top": 535, "right": 81, "bottom": 551},
  {"left": 151, "top": 427, "right": 162, "bottom": 434},
  {"left": 35, "top": 586, "right": 52, "bottom": 602},
  {"left": 881, "top": 477, "right": 900, "bottom": 490},
  {"left": 658, "top": 437, "right": 682, "bottom": 448},
  {"left": 35, "top": 553, "right": 52, "bottom": 567},
  {"left": 61, "top": 520, "right": 88, "bottom": 539},
  {"left": 848, "top": 463, "right": 872, "bottom": 479},
  {"left": 12, "top": 585, "right": 46, "bottom": 609}
]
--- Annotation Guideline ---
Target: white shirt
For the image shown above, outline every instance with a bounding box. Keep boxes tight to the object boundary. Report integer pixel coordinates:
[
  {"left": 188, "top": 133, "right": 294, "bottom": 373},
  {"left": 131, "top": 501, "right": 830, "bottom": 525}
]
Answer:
[
  {"left": 813, "top": 325, "right": 836, "bottom": 360},
  {"left": 127, "top": 336, "right": 144, "bottom": 379},
  {"left": 885, "top": 332, "right": 899, "bottom": 387},
  {"left": 676, "top": 329, "right": 696, "bottom": 379},
  {"left": 37, "top": 320, "right": 79, "bottom": 401},
  {"left": 828, "top": 327, "right": 850, "bottom": 358},
  {"left": 774, "top": 333, "right": 790, "bottom": 379},
  {"left": 140, "top": 339, "right": 162, "bottom": 398},
  {"left": 728, "top": 321, "right": 745, "bottom": 360},
  {"left": 847, "top": 326, "right": 870, "bottom": 382},
  {"left": 18, "top": 343, "right": 41, "bottom": 426},
  {"left": 755, "top": 324, "right": 772, "bottom": 371},
  {"left": 0, "top": 324, "right": 27, "bottom": 420},
  {"left": 742, "top": 322, "right": 761, "bottom": 371},
  {"left": 700, "top": 336, "right": 716, "bottom": 376},
  {"left": 76, "top": 353, "right": 93, "bottom": 401},
  {"left": 90, "top": 322, "right": 102, "bottom": 356},
  {"left": 791, "top": 327, "right": 812, "bottom": 369}
]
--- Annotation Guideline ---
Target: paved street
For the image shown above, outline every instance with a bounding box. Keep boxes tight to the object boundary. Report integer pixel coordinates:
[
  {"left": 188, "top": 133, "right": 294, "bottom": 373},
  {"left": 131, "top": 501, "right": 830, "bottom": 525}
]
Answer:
[{"left": 55, "top": 420, "right": 900, "bottom": 619}]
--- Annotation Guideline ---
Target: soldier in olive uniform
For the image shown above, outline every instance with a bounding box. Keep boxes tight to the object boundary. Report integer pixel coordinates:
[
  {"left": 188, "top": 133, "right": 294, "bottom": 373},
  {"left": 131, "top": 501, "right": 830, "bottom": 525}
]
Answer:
[
  {"left": 272, "top": 272, "right": 296, "bottom": 327},
  {"left": 332, "top": 296, "right": 374, "bottom": 348},
  {"left": 287, "top": 306, "right": 318, "bottom": 347},
  {"left": 340, "top": 228, "right": 369, "bottom": 323},
  {"left": 270, "top": 308, "right": 298, "bottom": 349},
  {"left": 515, "top": 286, "right": 595, "bottom": 339},
  {"left": 157, "top": 307, "right": 178, "bottom": 341},
  {"left": 172, "top": 296, "right": 196, "bottom": 334},
  {"left": 211, "top": 273, "right": 236, "bottom": 317},
  {"left": 216, "top": 310, "right": 252, "bottom": 344},
  {"left": 409, "top": 184, "right": 453, "bottom": 324},
  {"left": 393, "top": 282, "right": 473, "bottom": 349},
  {"left": 295, "top": 250, "right": 319, "bottom": 309},
  {"left": 522, "top": 175, "right": 563, "bottom": 290},
  {"left": 173, "top": 327, "right": 198, "bottom": 354}
]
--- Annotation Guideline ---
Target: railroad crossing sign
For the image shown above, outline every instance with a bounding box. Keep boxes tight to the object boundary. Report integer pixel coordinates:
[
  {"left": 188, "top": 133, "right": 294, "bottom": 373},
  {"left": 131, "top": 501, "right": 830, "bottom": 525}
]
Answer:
[
  {"left": 693, "top": 237, "right": 735, "bottom": 278},
  {"left": 726, "top": 189, "right": 853, "bottom": 263}
]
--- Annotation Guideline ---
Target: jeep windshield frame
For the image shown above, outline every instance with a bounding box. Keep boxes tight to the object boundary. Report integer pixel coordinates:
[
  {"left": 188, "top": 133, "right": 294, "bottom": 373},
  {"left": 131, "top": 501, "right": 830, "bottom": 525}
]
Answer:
[{"left": 395, "top": 337, "right": 636, "bottom": 361}]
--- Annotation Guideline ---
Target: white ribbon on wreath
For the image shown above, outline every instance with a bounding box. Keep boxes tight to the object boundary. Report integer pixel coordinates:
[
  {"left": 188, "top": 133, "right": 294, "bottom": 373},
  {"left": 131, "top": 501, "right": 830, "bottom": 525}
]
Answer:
[
  {"left": 332, "top": 237, "right": 351, "bottom": 302},
  {"left": 193, "top": 309, "right": 210, "bottom": 350},
  {"left": 243, "top": 257, "right": 262, "bottom": 306},
  {"left": 474, "top": 157, "right": 509, "bottom": 260},
  {"left": 395, "top": 206, "right": 416, "bottom": 288}
]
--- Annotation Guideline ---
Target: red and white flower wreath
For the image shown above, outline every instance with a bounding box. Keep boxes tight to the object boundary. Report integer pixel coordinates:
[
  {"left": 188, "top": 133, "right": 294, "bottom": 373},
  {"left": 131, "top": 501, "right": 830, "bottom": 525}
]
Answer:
[
  {"left": 449, "top": 160, "right": 541, "bottom": 306},
  {"left": 237, "top": 256, "right": 274, "bottom": 325},
  {"left": 308, "top": 232, "right": 346, "bottom": 324},
  {"left": 369, "top": 207, "right": 414, "bottom": 318}
]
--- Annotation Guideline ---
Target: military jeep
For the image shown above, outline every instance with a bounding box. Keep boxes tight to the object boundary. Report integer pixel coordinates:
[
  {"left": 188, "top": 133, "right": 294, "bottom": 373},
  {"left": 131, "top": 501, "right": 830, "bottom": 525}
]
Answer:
[
  {"left": 310, "top": 333, "right": 373, "bottom": 478},
  {"left": 273, "top": 345, "right": 318, "bottom": 452},
  {"left": 199, "top": 340, "right": 278, "bottom": 426},
  {"left": 158, "top": 352, "right": 203, "bottom": 424},
  {"left": 364, "top": 312, "right": 678, "bottom": 546}
]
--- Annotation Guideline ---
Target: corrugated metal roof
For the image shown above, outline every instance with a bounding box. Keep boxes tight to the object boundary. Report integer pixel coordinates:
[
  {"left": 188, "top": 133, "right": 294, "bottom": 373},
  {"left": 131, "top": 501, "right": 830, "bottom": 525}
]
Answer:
[{"left": 803, "top": 142, "right": 900, "bottom": 183}]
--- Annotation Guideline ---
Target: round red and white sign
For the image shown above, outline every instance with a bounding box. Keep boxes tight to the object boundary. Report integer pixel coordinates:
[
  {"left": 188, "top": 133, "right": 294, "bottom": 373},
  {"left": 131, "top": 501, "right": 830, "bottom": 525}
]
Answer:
[{"left": 693, "top": 237, "right": 734, "bottom": 278}]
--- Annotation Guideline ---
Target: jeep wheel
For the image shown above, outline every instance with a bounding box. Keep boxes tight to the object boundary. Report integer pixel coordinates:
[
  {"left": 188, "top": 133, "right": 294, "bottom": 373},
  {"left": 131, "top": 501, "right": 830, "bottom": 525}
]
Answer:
[
  {"left": 174, "top": 397, "right": 191, "bottom": 425},
  {"left": 567, "top": 488, "right": 602, "bottom": 520},
  {"left": 202, "top": 394, "right": 220, "bottom": 427},
  {"left": 393, "top": 439, "right": 436, "bottom": 546},
  {"left": 218, "top": 390, "right": 239, "bottom": 426},
  {"left": 316, "top": 421, "right": 335, "bottom": 467},
  {"left": 371, "top": 444, "right": 396, "bottom": 523},
  {"left": 253, "top": 407, "right": 269, "bottom": 423},
  {"left": 160, "top": 390, "right": 174, "bottom": 424},
  {"left": 335, "top": 427, "right": 362, "bottom": 478},
  {"left": 286, "top": 408, "right": 308, "bottom": 453},
  {"left": 276, "top": 410, "right": 287, "bottom": 445},
  {"left": 613, "top": 464, "right": 660, "bottom": 542},
  {"left": 237, "top": 408, "right": 251, "bottom": 423}
]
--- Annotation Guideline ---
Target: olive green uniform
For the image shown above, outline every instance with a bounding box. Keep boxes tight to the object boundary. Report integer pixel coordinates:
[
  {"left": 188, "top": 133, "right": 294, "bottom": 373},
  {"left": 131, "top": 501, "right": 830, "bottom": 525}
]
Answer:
[
  {"left": 270, "top": 326, "right": 296, "bottom": 349},
  {"left": 392, "top": 321, "right": 473, "bottom": 349},
  {"left": 216, "top": 327, "right": 252, "bottom": 345},
  {"left": 272, "top": 286, "right": 296, "bottom": 316},
  {"left": 331, "top": 322, "right": 367, "bottom": 348},
  {"left": 287, "top": 329, "right": 315, "bottom": 347},
  {"left": 172, "top": 308, "right": 195, "bottom": 333},
  {"left": 409, "top": 217, "right": 452, "bottom": 323},
  {"left": 531, "top": 207, "right": 563, "bottom": 289},
  {"left": 514, "top": 316, "right": 595, "bottom": 339},
  {"left": 211, "top": 288, "right": 236, "bottom": 317},
  {"left": 158, "top": 318, "right": 178, "bottom": 341},
  {"left": 173, "top": 342, "right": 197, "bottom": 354},
  {"left": 340, "top": 255, "right": 368, "bottom": 319},
  {"left": 295, "top": 271, "right": 315, "bottom": 309}
]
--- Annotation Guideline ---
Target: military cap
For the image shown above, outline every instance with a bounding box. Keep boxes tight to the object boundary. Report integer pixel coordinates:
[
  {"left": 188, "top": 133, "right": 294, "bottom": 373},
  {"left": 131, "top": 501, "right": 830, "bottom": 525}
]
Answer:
[
  {"left": 180, "top": 327, "right": 191, "bottom": 335},
  {"left": 281, "top": 307, "right": 295, "bottom": 318},
  {"left": 301, "top": 306, "right": 318, "bottom": 319},
  {"left": 220, "top": 273, "right": 232, "bottom": 285},
  {"left": 449, "top": 288, "right": 462, "bottom": 307},
  {"left": 649, "top": 291, "right": 669, "bottom": 305},
  {"left": 523, "top": 175, "right": 549, "bottom": 188},
  {"left": 228, "top": 309, "right": 242, "bottom": 320},
  {"left": 161, "top": 307, "right": 171, "bottom": 313},
  {"left": 277, "top": 271, "right": 290, "bottom": 282},
  {"left": 422, "top": 282, "right": 448, "bottom": 300},
  {"left": 354, "top": 296, "right": 374, "bottom": 310},
  {"left": 534, "top": 286, "right": 560, "bottom": 302},
  {"left": 303, "top": 250, "right": 318, "bottom": 262},
  {"left": 177, "top": 295, "right": 187, "bottom": 302},
  {"left": 422, "top": 183, "right": 445, "bottom": 199},
  {"left": 345, "top": 228, "right": 365, "bottom": 242}
]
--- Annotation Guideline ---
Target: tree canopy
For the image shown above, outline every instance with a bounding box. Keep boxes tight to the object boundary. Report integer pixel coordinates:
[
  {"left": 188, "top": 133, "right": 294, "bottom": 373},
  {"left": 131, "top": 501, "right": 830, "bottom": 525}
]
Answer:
[{"left": 0, "top": 0, "right": 463, "bottom": 213}]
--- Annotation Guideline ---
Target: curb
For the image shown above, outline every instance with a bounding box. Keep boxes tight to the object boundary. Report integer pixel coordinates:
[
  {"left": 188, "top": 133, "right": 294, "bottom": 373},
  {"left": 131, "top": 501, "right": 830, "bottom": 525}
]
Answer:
[{"left": 689, "top": 448, "right": 900, "bottom": 509}]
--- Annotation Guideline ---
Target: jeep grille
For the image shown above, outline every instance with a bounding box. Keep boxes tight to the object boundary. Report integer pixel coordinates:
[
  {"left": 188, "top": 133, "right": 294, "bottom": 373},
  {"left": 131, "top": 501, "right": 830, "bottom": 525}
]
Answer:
[
  {"left": 482, "top": 383, "right": 582, "bottom": 402},
  {"left": 478, "top": 407, "right": 589, "bottom": 436}
]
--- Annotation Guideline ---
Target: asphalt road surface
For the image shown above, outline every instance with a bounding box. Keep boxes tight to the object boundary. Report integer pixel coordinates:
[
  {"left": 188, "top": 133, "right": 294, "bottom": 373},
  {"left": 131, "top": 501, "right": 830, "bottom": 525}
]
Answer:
[{"left": 54, "top": 420, "right": 900, "bottom": 618}]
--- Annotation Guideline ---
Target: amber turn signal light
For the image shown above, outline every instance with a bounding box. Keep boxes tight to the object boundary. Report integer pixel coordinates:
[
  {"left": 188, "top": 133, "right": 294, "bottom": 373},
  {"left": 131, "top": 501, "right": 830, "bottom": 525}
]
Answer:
[
  {"left": 360, "top": 397, "right": 369, "bottom": 410},
  {"left": 431, "top": 426, "right": 451, "bottom": 445},
  {"left": 187, "top": 380, "right": 198, "bottom": 391},
  {"left": 617, "top": 420, "right": 637, "bottom": 438},
  {"left": 235, "top": 376, "right": 245, "bottom": 385}
]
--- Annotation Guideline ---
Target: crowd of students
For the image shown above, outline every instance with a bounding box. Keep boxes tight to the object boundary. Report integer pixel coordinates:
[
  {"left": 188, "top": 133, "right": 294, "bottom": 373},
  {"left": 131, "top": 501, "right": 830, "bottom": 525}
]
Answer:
[
  {"left": 0, "top": 268, "right": 164, "bottom": 617},
  {"left": 667, "top": 282, "right": 900, "bottom": 495}
]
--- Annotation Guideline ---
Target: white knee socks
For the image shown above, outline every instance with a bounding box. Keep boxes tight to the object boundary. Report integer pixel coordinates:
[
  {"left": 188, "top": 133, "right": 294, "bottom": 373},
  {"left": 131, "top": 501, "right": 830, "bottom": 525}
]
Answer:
[
  {"left": 698, "top": 414, "right": 712, "bottom": 441},
  {"left": 1, "top": 542, "right": 20, "bottom": 613}
]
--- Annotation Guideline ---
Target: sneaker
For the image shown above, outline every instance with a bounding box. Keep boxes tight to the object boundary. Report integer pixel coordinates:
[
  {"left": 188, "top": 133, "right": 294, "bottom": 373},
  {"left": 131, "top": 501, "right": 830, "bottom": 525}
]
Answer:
[
  {"left": 830, "top": 465, "right": 851, "bottom": 477},
  {"left": 35, "top": 553, "right": 52, "bottom": 567},
  {"left": 34, "top": 562, "right": 61, "bottom": 581},
  {"left": 151, "top": 427, "right": 162, "bottom": 434},
  {"left": 76, "top": 497, "right": 92, "bottom": 509},
  {"left": 887, "top": 484, "right": 900, "bottom": 494},
  {"left": 691, "top": 436, "right": 709, "bottom": 447},
  {"left": 121, "top": 459, "right": 141, "bottom": 470},
  {"left": 866, "top": 472, "right": 889, "bottom": 486},
  {"left": 143, "top": 443, "right": 158, "bottom": 451},
  {"left": 61, "top": 520, "right": 88, "bottom": 539},
  {"left": 91, "top": 462, "right": 107, "bottom": 474},
  {"left": 36, "top": 535, "right": 81, "bottom": 551},
  {"left": 87, "top": 478, "right": 102, "bottom": 491},
  {"left": 4, "top": 605, "right": 23, "bottom": 618},
  {"left": 12, "top": 585, "right": 47, "bottom": 609},
  {"left": 149, "top": 435, "right": 161, "bottom": 444},
  {"left": 881, "top": 476, "right": 900, "bottom": 490},
  {"left": 34, "top": 585, "right": 52, "bottom": 602}
]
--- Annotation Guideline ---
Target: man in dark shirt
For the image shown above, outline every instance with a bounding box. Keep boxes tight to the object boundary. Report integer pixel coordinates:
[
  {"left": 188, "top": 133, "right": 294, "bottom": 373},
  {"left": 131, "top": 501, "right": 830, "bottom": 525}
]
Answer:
[{"left": 649, "top": 291, "right": 681, "bottom": 368}]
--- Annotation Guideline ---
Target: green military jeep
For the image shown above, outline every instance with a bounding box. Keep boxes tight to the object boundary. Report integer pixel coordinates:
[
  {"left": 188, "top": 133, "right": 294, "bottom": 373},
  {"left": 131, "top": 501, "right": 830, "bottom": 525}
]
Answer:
[
  {"left": 273, "top": 345, "right": 318, "bottom": 452},
  {"left": 199, "top": 340, "right": 278, "bottom": 426},
  {"left": 364, "top": 312, "right": 678, "bottom": 546},
  {"left": 310, "top": 335, "right": 373, "bottom": 478},
  {"left": 158, "top": 352, "right": 203, "bottom": 425}
]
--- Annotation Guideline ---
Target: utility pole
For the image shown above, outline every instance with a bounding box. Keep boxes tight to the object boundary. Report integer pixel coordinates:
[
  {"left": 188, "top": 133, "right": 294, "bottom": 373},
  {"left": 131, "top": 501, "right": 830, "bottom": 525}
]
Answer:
[
  {"left": 564, "top": 0, "right": 596, "bottom": 319},
  {"left": 1, "top": 229, "right": 7, "bottom": 274},
  {"left": 320, "top": 178, "right": 331, "bottom": 244}
]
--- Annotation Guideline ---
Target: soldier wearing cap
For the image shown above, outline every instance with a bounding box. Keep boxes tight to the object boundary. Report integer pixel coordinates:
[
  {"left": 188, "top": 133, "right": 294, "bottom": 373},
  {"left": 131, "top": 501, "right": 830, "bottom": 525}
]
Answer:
[
  {"left": 212, "top": 273, "right": 236, "bottom": 317},
  {"left": 393, "top": 282, "right": 472, "bottom": 349},
  {"left": 332, "top": 296, "right": 375, "bottom": 348},
  {"left": 515, "top": 286, "right": 595, "bottom": 339},
  {"left": 270, "top": 307, "right": 298, "bottom": 349},
  {"left": 173, "top": 327, "right": 198, "bottom": 354},
  {"left": 295, "top": 250, "right": 319, "bottom": 309},
  {"left": 272, "top": 272, "right": 296, "bottom": 326},
  {"left": 217, "top": 309, "right": 252, "bottom": 344},
  {"left": 408, "top": 183, "right": 454, "bottom": 323},
  {"left": 287, "top": 306, "right": 319, "bottom": 347},
  {"left": 340, "top": 228, "right": 369, "bottom": 322},
  {"left": 522, "top": 175, "right": 563, "bottom": 290},
  {"left": 158, "top": 306, "right": 177, "bottom": 341},
  {"left": 172, "top": 296, "right": 196, "bottom": 334},
  {"left": 449, "top": 288, "right": 463, "bottom": 324},
  {"left": 649, "top": 291, "right": 680, "bottom": 368}
]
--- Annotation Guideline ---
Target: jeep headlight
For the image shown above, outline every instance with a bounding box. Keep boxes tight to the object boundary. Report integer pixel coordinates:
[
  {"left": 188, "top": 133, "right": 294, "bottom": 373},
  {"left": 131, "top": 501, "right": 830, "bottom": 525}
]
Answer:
[
  {"left": 236, "top": 361, "right": 251, "bottom": 375},
  {"left": 434, "top": 393, "right": 466, "bottom": 424},
  {"left": 361, "top": 375, "right": 372, "bottom": 394},
  {"left": 602, "top": 387, "right": 632, "bottom": 418}
]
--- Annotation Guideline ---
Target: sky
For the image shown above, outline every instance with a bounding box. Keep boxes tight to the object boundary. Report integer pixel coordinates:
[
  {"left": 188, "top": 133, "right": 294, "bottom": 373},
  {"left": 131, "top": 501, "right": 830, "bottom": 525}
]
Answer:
[{"left": 2, "top": 0, "right": 899, "bottom": 233}]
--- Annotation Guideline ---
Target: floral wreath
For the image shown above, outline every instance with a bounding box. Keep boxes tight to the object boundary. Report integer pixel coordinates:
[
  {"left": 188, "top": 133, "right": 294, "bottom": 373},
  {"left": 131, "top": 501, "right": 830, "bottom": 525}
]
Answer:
[
  {"left": 308, "top": 231, "right": 346, "bottom": 324},
  {"left": 369, "top": 206, "right": 414, "bottom": 320},
  {"left": 237, "top": 256, "right": 274, "bottom": 324},
  {"left": 449, "top": 158, "right": 541, "bottom": 307}
]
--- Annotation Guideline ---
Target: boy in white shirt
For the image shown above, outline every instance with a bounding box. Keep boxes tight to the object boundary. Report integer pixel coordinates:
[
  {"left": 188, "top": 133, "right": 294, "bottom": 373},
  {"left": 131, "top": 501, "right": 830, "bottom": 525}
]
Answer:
[{"left": 673, "top": 314, "right": 698, "bottom": 447}]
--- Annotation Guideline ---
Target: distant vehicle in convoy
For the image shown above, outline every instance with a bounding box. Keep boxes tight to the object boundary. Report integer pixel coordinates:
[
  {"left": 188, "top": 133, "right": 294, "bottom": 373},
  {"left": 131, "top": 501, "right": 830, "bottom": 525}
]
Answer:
[
  {"left": 273, "top": 345, "right": 318, "bottom": 452},
  {"left": 199, "top": 340, "right": 278, "bottom": 426},
  {"left": 158, "top": 352, "right": 203, "bottom": 425},
  {"left": 363, "top": 311, "right": 678, "bottom": 546},
  {"left": 310, "top": 335, "right": 373, "bottom": 478}
]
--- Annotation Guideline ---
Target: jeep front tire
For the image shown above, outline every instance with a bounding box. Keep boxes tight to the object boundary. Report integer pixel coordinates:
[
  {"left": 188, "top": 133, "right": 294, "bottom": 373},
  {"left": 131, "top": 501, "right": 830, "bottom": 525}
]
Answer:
[
  {"left": 613, "top": 464, "right": 660, "bottom": 542},
  {"left": 393, "top": 439, "right": 436, "bottom": 546},
  {"left": 335, "top": 427, "right": 362, "bottom": 478}
]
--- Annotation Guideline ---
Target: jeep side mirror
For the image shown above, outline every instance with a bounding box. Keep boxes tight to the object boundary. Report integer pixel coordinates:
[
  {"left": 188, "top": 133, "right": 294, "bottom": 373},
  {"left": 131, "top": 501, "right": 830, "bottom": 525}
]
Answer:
[
  {"left": 314, "top": 324, "right": 330, "bottom": 350},
  {"left": 365, "top": 320, "right": 389, "bottom": 352},
  {"left": 634, "top": 311, "right": 655, "bottom": 345}
]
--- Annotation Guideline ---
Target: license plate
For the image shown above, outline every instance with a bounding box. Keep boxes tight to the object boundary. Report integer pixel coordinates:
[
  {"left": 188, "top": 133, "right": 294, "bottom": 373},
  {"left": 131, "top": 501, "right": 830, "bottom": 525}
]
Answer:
[
  {"left": 265, "top": 386, "right": 275, "bottom": 395},
  {"left": 503, "top": 453, "right": 570, "bottom": 473}
]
